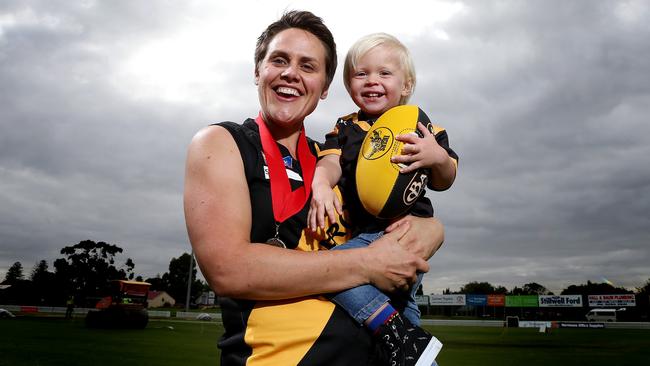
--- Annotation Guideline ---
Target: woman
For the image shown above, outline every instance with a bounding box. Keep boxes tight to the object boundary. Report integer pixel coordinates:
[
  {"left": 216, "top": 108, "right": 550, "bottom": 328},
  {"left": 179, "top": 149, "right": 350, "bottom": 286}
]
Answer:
[{"left": 184, "top": 10, "right": 445, "bottom": 366}]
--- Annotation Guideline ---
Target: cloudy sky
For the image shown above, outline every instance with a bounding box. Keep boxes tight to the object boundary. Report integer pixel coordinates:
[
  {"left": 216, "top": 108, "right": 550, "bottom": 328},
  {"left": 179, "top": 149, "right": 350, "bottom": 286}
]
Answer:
[{"left": 1, "top": 0, "right": 649, "bottom": 295}]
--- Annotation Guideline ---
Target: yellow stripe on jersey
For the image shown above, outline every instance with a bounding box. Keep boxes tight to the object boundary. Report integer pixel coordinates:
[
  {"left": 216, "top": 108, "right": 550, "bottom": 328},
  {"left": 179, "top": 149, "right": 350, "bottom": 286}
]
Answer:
[
  {"left": 355, "top": 120, "right": 372, "bottom": 131},
  {"left": 244, "top": 185, "right": 352, "bottom": 366},
  {"left": 245, "top": 297, "right": 336, "bottom": 366},
  {"left": 316, "top": 147, "right": 341, "bottom": 158}
]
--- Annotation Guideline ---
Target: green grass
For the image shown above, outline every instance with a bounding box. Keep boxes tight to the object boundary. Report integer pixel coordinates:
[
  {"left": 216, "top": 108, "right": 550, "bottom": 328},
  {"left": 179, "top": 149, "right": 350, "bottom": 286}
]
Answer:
[
  {"left": 1, "top": 317, "right": 648, "bottom": 366},
  {"left": 0, "top": 317, "right": 221, "bottom": 366},
  {"left": 432, "top": 325, "right": 650, "bottom": 365}
]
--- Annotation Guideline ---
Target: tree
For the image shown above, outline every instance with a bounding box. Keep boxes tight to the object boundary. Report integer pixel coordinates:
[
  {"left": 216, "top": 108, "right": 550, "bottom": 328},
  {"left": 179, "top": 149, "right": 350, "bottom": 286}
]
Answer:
[
  {"left": 3, "top": 262, "right": 24, "bottom": 284},
  {"left": 636, "top": 278, "right": 650, "bottom": 295},
  {"left": 0, "top": 261, "right": 30, "bottom": 305},
  {"left": 30, "top": 260, "right": 56, "bottom": 305},
  {"left": 459, "top": 281, "right": 497, "bottom": 294},
  {"left": 56, "top": 240, "right": 136, "bottom": 304},
  {"left": 511, "top": 282, "right": 552, "bottom": 295},
  {"left": 144, "top": 274, "right": 167, "bottom": 292},
  {"left": 561, "top": 280, "right": 631, "bottom": 296},
  {"left": 636, "top": 278, "right": 650, "bottom": 321},
  {"left": 163, "top": 253, "right": 204, "bottom": 306}
]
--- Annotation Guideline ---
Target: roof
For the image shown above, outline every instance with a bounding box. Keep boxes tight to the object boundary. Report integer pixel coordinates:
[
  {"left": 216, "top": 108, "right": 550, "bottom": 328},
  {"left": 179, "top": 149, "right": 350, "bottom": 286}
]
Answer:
[
  {"left": 113, "top": 280, "right": 152, "bottom": 285},
  {"left": 147, "top": 290, "right": 175, "bottom": 302}
]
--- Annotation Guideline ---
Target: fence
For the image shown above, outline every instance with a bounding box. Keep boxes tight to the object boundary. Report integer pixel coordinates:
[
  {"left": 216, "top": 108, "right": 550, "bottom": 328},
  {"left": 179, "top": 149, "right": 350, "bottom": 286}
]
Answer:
[{"left": 0, "top": 304, "right": 218, "bottom": 321}]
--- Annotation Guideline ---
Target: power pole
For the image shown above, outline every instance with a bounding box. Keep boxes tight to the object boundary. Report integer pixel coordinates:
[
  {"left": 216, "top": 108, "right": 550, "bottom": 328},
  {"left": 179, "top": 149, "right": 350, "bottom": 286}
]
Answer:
[{"left": 185, "top": 250, "right": 194, "bottom": 312}]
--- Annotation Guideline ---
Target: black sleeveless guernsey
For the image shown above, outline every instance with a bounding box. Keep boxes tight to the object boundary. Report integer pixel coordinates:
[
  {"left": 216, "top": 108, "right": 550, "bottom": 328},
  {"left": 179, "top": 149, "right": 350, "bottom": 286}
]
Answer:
[{"left": 216, "top": 119, "right": 379, "bottom": 366}]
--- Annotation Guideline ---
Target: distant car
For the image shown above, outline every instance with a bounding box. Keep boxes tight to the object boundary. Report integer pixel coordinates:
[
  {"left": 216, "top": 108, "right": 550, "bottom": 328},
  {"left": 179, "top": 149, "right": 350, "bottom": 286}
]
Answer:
[
  {"left": 0, "top": 308, "right": 16, "bottom": 318},
  {"left": 585, "top": 308, "right": 617, "bottom": 322},
  {"left": 196, "top": 313, "right": 212, "bottom": 321}
]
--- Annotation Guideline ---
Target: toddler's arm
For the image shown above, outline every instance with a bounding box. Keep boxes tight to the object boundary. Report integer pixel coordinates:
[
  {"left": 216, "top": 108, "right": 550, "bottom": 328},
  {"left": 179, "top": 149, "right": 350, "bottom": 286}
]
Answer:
[{"left": 308, "top": 154, "right": 343, "bottom": 230}]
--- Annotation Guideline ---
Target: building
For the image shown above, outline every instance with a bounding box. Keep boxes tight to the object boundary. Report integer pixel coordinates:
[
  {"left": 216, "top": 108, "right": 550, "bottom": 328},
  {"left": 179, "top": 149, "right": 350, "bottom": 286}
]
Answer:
[
  {"left": 196, "top": 291, "right": 217, "bottom": 306},
  {"left": 147, "top": 291, "right": 175, "bottom": 308}
]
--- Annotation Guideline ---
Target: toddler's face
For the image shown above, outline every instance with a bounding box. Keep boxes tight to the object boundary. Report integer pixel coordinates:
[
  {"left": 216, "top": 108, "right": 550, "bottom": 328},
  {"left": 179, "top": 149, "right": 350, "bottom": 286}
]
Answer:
[{"left": 348, "top": 45, "right": 411, "bottom": 119}]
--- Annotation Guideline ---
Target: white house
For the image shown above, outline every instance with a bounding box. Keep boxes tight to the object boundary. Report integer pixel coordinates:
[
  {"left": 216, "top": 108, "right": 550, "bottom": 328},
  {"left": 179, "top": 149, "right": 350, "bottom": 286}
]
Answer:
[{"left": 147, "top": 291, "right": 175, "bottom": 308}]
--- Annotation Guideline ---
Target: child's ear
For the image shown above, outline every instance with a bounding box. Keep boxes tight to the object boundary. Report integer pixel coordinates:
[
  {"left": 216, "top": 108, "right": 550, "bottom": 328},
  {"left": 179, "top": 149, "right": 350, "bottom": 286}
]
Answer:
[{"left": 401, "top": 78, "right": 413, "bottom": 97}]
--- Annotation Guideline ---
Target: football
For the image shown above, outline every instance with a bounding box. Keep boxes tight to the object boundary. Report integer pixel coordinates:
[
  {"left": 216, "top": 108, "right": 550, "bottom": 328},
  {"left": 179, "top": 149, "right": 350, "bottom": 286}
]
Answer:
[{"left": 355, "top": 105, "right": 431, "bottom": 219}]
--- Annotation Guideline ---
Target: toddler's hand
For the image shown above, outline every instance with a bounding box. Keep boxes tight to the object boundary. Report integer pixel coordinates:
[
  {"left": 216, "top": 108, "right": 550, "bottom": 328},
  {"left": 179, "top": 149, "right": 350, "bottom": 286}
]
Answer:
[
  {"left": 391, "top": 122, "right": 448, "bottom": 174},
  {"left": 308, "top": 182, "right": 342, "bottom": 230}
]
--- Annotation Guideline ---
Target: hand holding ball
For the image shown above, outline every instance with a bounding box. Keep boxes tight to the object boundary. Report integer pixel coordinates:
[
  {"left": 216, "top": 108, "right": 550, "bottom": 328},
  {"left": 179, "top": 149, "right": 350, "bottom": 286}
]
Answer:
[{"left": 355, "top": 105, "right": 432, "bottom": 219}]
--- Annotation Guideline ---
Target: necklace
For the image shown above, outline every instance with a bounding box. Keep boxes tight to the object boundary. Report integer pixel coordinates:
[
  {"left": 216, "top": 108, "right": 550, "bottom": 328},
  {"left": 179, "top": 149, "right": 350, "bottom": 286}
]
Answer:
[{"left": 255, "top": 113, "right": 315, "bottom": 247}]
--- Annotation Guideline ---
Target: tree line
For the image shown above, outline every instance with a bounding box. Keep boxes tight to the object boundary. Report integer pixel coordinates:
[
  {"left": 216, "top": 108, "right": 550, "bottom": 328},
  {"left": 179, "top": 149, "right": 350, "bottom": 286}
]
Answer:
[
  {"left": 2, "top": 239, "right": 649, "bottom": 317},
  {"left": 0, "top": 240, "right": 207, "bottom": 307},
  {"left": 442, "top": 280, "right": 650, "bottom": 297}
]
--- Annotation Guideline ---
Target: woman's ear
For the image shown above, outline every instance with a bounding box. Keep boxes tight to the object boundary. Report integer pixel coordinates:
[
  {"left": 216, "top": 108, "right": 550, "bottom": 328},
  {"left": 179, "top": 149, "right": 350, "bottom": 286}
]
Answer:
[{"left": 320, "top": 87, "right": 329, "bottom": 100}]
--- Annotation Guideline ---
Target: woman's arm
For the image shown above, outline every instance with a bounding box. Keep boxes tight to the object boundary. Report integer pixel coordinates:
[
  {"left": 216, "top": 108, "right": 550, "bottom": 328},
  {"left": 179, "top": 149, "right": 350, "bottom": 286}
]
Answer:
[
  {"left": 385, "top": 215, "right": 445, "bottom": 260},
  {"left": 184, "top": 126, "right": 428, "bottom": 300}
]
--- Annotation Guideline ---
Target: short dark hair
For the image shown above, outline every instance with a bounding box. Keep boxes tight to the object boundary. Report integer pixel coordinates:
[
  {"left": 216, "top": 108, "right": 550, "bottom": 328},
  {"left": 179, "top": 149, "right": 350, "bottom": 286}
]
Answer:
[{"left": 255, "top": 10, "right": 337, "bottom": 87}]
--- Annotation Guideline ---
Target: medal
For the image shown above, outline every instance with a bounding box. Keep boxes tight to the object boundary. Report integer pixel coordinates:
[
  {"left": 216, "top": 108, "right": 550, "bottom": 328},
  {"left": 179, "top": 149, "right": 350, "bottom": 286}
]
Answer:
[
  {"left": 265, "top": 223, "right": 287, "bottom": 248},
  {"left": 256, "top": 113, "right": 316, "bottom": 248}
]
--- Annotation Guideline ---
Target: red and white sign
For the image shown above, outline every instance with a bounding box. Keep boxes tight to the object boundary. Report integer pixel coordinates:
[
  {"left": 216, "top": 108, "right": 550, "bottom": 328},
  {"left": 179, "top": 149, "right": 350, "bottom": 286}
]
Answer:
[
  {"left": 487, "top": 294, "right": 505, "bottom": 307},
  {"left": 588, "top": 294, "right": 636, "bottom": 307}
]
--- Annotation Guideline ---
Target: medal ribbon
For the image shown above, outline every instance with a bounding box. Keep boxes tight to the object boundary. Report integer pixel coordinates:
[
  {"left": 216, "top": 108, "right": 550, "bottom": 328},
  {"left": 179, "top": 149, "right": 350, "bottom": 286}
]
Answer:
[{"left": 255, "top": 113, "right": 315, "bottom": 223}]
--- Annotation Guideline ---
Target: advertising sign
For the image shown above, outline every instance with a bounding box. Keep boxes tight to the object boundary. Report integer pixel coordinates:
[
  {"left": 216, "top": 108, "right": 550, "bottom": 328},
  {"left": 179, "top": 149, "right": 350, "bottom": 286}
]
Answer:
[
  {"left": 415, "top": 295, "right": 430, "bottom": 306},
  {"left": 430, "top": 294, "right": 466, "bottom": 306},
  {"left": 505, "top": 295, "right": 538, "bottom": 307},
  {"left": 487, "top": 294, "right": 505, "bottom": 307},
  {"left": 558, "top": 322, "right": 605, "bottom": 329},
  {"left": 588, "top": 294, "right": 636, "bottom": 307},
  {"left": 539, "top": 295, "right": 583, "bottom": 307},
  {"left": 466, "top": 294, "right": 487, "bottom": 306}
]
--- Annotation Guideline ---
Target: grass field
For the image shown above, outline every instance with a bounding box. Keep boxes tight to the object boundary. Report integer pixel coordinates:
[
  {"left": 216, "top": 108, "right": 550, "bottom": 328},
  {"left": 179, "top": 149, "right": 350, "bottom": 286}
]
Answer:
[{"left": 1, "top": 316, "right": 648, "bottom": 366}]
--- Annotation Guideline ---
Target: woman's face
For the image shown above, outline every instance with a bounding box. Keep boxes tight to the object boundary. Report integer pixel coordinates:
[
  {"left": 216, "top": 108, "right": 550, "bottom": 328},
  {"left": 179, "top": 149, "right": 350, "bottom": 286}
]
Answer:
[{"left": 255, "top": 28, "right": 329, "bottom": 131}]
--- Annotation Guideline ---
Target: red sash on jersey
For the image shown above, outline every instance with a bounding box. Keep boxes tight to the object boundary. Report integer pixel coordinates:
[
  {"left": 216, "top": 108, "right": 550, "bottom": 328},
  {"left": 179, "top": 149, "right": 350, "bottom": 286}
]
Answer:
[{"left": 255, "top": 113, "right": 315, "bottom": 223}]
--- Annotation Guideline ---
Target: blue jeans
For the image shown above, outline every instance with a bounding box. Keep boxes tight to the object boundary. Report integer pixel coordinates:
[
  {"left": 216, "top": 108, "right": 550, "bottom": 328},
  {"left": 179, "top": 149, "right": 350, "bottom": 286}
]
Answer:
[{"left": 329, "top": 232, "right": 423, "bottom": 326}]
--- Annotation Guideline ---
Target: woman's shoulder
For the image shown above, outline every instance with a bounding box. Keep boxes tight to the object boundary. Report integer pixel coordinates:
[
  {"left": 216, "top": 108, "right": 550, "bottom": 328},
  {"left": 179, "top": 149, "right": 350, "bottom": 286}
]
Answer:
[{"left": 190, "top": 119, "right": 258, "bottom": 148}]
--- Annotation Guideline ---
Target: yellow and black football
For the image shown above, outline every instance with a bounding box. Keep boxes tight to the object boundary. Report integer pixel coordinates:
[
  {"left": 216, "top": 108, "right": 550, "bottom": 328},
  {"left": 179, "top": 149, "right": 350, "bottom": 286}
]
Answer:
[{"left": 355, "top": 105, "right": 432, "bottom": 219}]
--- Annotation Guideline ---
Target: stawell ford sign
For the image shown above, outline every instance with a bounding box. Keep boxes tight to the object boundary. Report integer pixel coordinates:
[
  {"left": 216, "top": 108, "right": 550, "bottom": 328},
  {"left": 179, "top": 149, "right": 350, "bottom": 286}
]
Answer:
[{"left": 539, "top": 295, "right": 582, "bottom": 307}]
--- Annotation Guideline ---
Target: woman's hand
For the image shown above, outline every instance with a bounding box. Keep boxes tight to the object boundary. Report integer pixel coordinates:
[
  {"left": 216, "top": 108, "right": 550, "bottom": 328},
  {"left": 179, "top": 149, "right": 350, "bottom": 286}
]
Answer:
[
  {"left": 386, "top": 215, "right": 444, "bottom": 260},
  {"left": 363, "top": 222, "right": 430, "bottom": 293}
]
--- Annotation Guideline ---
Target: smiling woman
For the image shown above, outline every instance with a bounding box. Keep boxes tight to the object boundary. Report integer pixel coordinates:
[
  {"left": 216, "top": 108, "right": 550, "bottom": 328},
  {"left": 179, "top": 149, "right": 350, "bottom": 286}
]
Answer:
[{"left": 183, "top": 10, "right": 445, "bottom": 366}]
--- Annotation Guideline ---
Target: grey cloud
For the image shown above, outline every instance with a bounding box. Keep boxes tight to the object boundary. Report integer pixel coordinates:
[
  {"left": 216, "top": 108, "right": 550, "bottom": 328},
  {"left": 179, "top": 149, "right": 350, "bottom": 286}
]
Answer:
[{"left": 1, "top": 1, "right": 649, "bottom": 294}]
